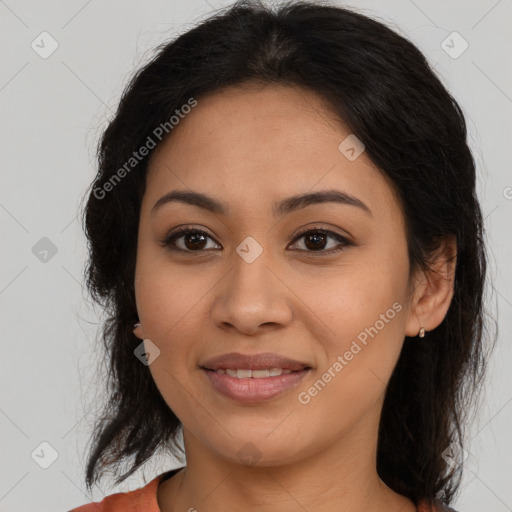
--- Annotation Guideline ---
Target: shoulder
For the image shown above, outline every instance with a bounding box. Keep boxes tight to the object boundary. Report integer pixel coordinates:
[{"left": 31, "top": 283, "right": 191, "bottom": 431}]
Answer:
[{"left": 67, "top": 471, "right": 170, "bottom": 512}]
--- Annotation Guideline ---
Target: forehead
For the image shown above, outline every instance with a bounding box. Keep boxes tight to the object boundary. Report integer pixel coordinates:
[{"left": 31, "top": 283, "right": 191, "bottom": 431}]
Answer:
[
  {"left": 149, "top": 82, "right": 346, "bottom": 167},
  {"left": 143, "top": 83, "right": 401, "bottom": 224}
]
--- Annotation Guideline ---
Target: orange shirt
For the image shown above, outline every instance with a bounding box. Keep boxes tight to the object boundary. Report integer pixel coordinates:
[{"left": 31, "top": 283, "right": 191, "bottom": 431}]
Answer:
[
  {"left": 68, "top": 468, "right": 180, "bottom": 512},
  {"left": 68, "top": 467, "right": 457, "bottom": 512}
]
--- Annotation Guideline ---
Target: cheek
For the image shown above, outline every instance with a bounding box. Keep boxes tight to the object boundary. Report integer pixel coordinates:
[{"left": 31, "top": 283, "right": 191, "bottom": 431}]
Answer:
[
  {"left": 296, "top": 297, "right": 405, "bottom": 431},
  {"left": 134, "top": 247, "right": 215, "bottom": 341},
  {"left": 300, "top": 257, "right": 405, "bottom": 339},
  {"left": 296, "top": 256, "right": 407, "bottom": 401},
  {"left": 134, "top": 263, "right": 205, "bottom": 417}
]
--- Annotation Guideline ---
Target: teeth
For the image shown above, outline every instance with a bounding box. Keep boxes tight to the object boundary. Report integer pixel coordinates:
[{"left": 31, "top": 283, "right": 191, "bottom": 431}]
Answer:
[
  {"left": 252, "top": 369, "right": 270, "bottom": 378},
  {"left": 215, "top": 368, "right": 295, "bottom": 378}
]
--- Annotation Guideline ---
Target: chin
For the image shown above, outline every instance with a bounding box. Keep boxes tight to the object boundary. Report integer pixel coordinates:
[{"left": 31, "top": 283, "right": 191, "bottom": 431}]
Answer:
[{"left": 208, "top": 436, "right": 310, "bottom": 468}]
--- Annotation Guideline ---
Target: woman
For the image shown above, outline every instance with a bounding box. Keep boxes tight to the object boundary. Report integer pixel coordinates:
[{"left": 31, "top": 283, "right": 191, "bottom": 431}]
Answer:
[{"left": 69, "top": 1, "right": 494, "bottom": 511}]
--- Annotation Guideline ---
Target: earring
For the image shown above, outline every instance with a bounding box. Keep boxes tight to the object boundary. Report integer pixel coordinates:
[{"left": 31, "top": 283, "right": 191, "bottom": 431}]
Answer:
[
  {"left": 418, "top": 327, "right": 425, "bottom": 338},
  {"left": 133, "top": 322, "right": 141, "bottom": 329}
]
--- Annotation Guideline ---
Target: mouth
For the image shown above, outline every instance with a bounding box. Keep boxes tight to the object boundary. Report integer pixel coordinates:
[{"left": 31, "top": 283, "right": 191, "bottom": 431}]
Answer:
[
  {"left": 201, "top": 366, "right": 312, "bottom": 403},
  {"left": 201, "top": 367, "right": 311, "bottom": 377},
  {"left": 200, "top": 351, "right": 312, "bottom": 372},
  {"left": 199, "top": 352, "right": 313, "bottom": 403}
]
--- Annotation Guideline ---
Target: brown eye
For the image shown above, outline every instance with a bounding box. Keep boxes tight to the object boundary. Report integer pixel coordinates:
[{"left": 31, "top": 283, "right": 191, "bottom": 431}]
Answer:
[
  {"left": 160, "top": 227, "right": 220, "bottom": 252},
  {"left": 159, "top": 226, "right": 352, "bottom": 255},
  {"left": 182, "top": 232, "right": 207, "bottom": 250},
  {"left": 289, "top": 229, "right": 351, "bottom": 254},
  {"left": 304, "top": 232, "right": 328, "bottom": 250}
]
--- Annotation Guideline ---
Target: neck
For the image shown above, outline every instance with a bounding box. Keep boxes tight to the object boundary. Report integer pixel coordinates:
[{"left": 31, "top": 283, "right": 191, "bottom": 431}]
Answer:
[{"left": 158, "top": 422, "right": 416, "bottom": 512}]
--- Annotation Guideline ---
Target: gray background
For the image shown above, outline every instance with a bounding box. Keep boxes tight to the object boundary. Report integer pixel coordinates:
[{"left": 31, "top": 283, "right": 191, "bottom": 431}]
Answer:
[{"left": 1, "top": 0, "right": 511, "bottom": 510}]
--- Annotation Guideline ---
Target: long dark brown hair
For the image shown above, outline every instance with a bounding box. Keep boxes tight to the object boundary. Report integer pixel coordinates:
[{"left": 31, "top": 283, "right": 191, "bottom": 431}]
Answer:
[{"left": 80, "top": 0, "right": 496, "bottom": 507}]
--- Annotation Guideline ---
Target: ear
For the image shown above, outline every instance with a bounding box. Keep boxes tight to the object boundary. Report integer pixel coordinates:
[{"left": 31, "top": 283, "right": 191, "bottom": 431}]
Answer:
[
  {"left": 133, "top": 322, "right": 145, "bottom": 340},
  {"left": 405, "top": 235, "right": 457, "bottom": 337}
]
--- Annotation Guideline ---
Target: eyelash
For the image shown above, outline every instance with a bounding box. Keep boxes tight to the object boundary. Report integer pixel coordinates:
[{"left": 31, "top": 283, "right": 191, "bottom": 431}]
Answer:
[{"left": 159, "top": 225, "right": 352, "bottom": 256}]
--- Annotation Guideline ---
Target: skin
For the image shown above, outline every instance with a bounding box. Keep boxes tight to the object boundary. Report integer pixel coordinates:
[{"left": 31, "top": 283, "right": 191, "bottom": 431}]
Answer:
[{"left": 133, "top": 82, "right": 456, "bottom": 512}]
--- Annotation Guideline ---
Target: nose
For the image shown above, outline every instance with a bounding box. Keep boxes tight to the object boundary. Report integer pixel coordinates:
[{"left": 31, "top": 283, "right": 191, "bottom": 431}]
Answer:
[{"left": 210, "top": 250, "right": 293, "bottom": 336}]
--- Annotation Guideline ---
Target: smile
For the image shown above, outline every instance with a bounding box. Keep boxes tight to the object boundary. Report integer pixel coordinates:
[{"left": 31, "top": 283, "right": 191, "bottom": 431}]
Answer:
[{"left": 202, "top": 367, "right": 311, "bottom": 403}]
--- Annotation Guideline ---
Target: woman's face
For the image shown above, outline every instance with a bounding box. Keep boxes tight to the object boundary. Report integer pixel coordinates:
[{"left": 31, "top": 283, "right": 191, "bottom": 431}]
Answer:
[{"left": 134, "top": 83, "right": 422, "bottom": 467}]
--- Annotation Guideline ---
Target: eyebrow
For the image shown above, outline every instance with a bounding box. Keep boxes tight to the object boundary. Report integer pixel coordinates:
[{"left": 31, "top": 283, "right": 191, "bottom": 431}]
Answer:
[{"left": 151, "top": 189, "right": 372, "bottom": 218}]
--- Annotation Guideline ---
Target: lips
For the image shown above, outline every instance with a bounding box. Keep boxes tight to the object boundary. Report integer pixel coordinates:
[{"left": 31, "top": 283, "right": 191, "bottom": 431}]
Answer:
[
  {"left": 202, "top": 367, "right": 311, "bottom": 403},
  {"left": 200, "top": 351, "right": 312, "bottom": 372}
]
